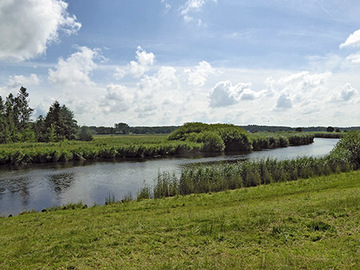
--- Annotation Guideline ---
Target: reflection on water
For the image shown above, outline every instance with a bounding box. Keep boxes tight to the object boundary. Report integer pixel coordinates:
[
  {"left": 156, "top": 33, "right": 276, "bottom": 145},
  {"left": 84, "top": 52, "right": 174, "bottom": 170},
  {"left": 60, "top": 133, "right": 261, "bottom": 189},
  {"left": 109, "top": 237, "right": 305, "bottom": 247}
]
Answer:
[
  {"left": 50, "top": 173, "right": 75, "bottom": 194},
  {"left": 0, "top": 138, "right": 339, "bottom": 216}
]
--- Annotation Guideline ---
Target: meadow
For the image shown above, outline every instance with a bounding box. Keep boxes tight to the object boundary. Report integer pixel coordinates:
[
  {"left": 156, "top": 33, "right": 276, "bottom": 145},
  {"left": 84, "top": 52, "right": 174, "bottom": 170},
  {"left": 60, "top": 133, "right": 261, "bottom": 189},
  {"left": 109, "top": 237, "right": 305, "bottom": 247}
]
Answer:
[{"left": 0, "top": 170, "right": 359, "bottom": 269}]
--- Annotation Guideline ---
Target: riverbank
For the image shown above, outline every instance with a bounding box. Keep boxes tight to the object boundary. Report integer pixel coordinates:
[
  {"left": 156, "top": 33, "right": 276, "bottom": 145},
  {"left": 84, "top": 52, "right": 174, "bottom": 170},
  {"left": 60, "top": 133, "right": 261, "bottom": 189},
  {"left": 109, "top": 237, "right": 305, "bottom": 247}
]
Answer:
[
  {"left": 0, "top": 132, "right": 314, "bottom": 166},
  {"left": 1, "top": 170, "right": 359, "bottom": 269}
]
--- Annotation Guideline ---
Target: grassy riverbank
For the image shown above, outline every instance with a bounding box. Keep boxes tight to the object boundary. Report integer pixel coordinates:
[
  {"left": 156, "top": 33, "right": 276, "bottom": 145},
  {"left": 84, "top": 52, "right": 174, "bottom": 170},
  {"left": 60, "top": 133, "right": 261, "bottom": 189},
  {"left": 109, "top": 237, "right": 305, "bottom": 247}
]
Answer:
[
  {"left": 0, "top": 132, "right": 314, "bottom": 165},
  {"left": 1, "top": 170, "right": 359, "bottom": 269}
]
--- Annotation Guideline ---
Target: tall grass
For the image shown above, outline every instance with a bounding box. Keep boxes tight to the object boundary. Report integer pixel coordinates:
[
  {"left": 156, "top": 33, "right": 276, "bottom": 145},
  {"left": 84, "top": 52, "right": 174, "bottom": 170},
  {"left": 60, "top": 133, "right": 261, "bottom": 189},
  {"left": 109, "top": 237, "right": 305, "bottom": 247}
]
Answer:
[
  {"left": 0, "top": 132, "right": 316, "bottom": 165},
  {"left": 0, "top": 135, "right": 203, "bottom": 165},
  {"left": 250, "top": 132, "right": 314, "bottom": 150},
  {"left": 144, "top": 155, "right": 352, "bottom": 199},
  {"left": 136, "top": 131, "right": 359, "bottom": 200}
]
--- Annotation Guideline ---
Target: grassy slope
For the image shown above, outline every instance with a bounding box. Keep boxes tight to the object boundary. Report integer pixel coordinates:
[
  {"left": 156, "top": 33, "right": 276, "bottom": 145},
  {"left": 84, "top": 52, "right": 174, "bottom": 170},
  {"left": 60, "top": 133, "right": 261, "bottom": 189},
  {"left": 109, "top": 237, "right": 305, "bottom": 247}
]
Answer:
[{"left": 1, "top": 171, "right": 359, "bottom": 269}]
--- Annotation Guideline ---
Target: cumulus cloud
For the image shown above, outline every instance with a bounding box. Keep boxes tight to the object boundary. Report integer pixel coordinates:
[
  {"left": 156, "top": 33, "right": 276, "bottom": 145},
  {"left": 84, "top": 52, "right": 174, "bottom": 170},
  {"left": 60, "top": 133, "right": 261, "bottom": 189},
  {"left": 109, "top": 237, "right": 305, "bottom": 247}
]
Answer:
[
  {"left": 0, "top": 0, "right": 81, "bottom": 61},
  {"left": 345, "top": 52, "right": 360, "bottom": 64},
  {"left": 276, "top": 94, "right": 292, "bottom": 109},
  {"left": 7, "top": 74, "right": 41, "bottom": 88},
  {"left": 263, "top": 71, "right": 332, "bottom": 107},
  {"left": 331, "top": 83, "right": 358, "bottom": 102},
  {"left": 185, "top": 61, "right": 215, "bottom": 87},
  {"left": 115, "top": 46, "right": 155, "bottom": 79},
  {"left": 100, "top": 84, "right": 133, "bottom": 113},
  {"left": 339, "top": 29, "right": 360, "bottom": 49},
  {"left": 209, "top": 81, "right": 252, "bottom": 108},
  {"left": 137, "top": 66, "right": 179, "bottom": 98},
  {"left": 48, "top": 47, "right": 98, "bottom": 86}
]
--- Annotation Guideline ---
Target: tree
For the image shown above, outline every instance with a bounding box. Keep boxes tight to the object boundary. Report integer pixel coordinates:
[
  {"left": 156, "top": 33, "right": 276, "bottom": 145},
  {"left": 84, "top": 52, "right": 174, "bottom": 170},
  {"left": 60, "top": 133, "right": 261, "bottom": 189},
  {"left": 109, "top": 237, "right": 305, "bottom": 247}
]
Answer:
[
  {"left": 326, "top": 126, "right": 334, "bottom": 132},
  {"left": 114, "top": 122, "right": 130, "bottom": 134},
  {"left": 0, "top": 87, "right": 34, "bottom": 143},
  {"left": 295, "top": 127, "right": 302, "bottom": 132},
  {"left": 16, "top": 86, "right": 33, "bottom": 130},
  {"left": 77, "top": 126, "right": 94, "bottom": 141},
  {"left": 44, "top": 101, "right": 78, "bottom": 141},
  {"left": 34, "top": 115, "right": 47, "bottom": 142},
  {"left": 0, "top": 97, "right": 9, "bottom": 143}
]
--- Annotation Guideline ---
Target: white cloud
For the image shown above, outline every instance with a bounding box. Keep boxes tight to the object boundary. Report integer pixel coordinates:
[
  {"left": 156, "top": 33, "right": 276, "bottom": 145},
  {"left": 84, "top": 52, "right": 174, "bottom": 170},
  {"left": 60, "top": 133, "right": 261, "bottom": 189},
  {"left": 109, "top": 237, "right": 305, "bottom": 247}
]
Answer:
[
  {"left": 209, "top": 81, "right": 252, "bottom": 108},
  {"left": 345, "top": 52, "right": 360, "bottom": 64},
  {"left": 100, "top": 84, "right": 132, "bottom": 113},
  {"left": 331, "top": 83, "right": 358, "bottom": 102},
  {"left": 185, "top": 61, "right": 216, "bottom": 87},
  {"left": 137, "top": 66, "right": 179, "bottom": 100},
  {"left": 7, "top": 74, "right": 41, "bottom": 88},
  {"left": 0, "top": 0, "right": 81, "bottom": 61},
  {"left": 340, "top": 29, "right": 360, "bottom": 49},
  {"left": 116, "top": 46, "right": 155, "bottom": 79},
  {"left": 48, "top": 47, "right": 98, "bottom": 86},
  {"left": 264, "top": 71, "right": 332, "bottom": 107},
  {"left": 275, "top": 94, "right": 292, "bottom": 110}
]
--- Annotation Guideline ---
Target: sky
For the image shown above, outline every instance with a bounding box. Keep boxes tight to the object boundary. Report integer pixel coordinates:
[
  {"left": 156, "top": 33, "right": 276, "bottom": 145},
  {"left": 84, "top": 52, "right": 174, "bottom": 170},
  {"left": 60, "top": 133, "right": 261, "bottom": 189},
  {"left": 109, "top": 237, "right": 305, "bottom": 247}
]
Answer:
[{"left": 1, "top": 0, "right": 360, "bottom": 127}]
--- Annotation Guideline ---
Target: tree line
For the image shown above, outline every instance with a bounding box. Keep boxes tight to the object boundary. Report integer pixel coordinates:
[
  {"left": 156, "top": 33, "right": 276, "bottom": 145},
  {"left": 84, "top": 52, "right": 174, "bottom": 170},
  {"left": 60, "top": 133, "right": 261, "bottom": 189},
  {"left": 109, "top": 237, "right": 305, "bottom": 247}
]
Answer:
[
  {"left": 87, "top": 123, "right": 179, "bottom": 135},
  {"left": 0, "top": 87, "right": 90, "bottom": 144}
]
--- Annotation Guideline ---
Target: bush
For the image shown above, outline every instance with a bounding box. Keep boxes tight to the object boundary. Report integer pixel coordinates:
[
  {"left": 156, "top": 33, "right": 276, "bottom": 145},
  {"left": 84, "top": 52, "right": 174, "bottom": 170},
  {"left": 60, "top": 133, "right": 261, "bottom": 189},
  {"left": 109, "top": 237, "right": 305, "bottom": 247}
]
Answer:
[
  {"left": 329, "top": 131, "right": 360, "bottom": 169},
  {"left": 196, "top": 131, "right": 225, "bottom": 152},
  {"left": 168, "top": 122, "right": 251, "bottom": 152},
  {"left": 77, "top": 126, "right": 94, "bottom": 141}
]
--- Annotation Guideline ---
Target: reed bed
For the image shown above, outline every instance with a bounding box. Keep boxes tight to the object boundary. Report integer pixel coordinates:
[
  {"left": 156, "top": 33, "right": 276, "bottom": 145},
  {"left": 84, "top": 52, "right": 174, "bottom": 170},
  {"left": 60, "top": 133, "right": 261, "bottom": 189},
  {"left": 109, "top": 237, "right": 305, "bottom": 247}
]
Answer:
[
  {"left": 250, "top": 132, "right": 314, "bottom": 150},
  {"left": 0, "top": 135, "right": 202, "bottom": 165},
  {"left": 0, "top": 132, "right": 315, "bottom": 165},
  {"left": 141, "top": 156, "right": 352, "bottom": 199}
]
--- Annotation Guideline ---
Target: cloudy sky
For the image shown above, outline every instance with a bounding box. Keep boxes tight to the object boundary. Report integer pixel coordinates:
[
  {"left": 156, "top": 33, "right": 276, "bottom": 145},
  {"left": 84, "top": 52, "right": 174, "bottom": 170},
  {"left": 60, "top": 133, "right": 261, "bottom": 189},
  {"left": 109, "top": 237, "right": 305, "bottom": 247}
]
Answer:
[{"left": 1, "top": 0, "right": 360, "bottom": 127}]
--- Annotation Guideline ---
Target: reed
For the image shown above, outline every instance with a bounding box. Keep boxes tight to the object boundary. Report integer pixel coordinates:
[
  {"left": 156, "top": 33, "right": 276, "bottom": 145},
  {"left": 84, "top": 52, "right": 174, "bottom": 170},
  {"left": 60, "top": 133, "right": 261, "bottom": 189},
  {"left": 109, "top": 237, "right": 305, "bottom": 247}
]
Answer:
[
  {"left": 0, "top": 131, "right": 316, "bottom": 165},
  {"left": 147, "top": 153, "right": 354, "bottom": 198}
]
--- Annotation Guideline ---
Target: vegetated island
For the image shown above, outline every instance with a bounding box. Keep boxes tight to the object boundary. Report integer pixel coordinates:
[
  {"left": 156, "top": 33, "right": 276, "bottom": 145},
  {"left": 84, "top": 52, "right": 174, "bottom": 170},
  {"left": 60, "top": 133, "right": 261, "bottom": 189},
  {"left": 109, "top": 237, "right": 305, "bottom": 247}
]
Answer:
[{"left": 0, "top": 122, "right": 316, "bottom": 166}]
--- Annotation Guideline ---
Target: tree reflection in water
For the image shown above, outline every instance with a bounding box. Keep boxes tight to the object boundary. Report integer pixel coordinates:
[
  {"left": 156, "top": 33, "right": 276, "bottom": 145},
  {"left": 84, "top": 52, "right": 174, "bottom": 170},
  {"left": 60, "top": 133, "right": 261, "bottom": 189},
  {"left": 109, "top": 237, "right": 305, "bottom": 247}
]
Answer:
[
  {"left": 49, "top": 173, "right": 75, "bottom": 194},
  {"left": 0, "top": 177, "right": 31, "bottom": 206}
]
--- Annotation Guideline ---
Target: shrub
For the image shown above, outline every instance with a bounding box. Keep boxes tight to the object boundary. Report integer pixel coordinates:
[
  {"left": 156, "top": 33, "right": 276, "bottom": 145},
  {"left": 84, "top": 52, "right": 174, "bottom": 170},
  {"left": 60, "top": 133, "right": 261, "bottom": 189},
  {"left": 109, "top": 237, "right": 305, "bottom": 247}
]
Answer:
[
  {"left": 168, "top": 122, "right": 251, "bottom": 152},
  {"left": 329, "top": 131, "right": 360, "bottom": 169}
]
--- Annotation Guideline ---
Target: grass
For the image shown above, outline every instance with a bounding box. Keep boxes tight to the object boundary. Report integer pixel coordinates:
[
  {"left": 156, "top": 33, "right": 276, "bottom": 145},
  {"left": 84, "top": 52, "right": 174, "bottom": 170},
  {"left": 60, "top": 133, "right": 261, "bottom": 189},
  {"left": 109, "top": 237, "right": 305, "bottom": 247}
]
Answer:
[
  {"left": 146, "top": 156, "right": 351, "bottom": 199},
  {"left": 0, "top": 170, "right": 359, "bottom": 269},
  {"left": 0, "top": 135, "right": 202, "bottom": 165},
  {"left": 0, "top": 132, "right": 316, "bottom": 166}
]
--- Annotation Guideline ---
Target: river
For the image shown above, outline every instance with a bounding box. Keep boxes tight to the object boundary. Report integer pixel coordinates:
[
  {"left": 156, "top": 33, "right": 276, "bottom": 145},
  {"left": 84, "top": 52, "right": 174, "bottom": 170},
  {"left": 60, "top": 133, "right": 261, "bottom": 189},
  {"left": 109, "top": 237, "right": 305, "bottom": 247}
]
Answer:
[{"left": 0, "top": 138, "right": 339, "bottom": 216}]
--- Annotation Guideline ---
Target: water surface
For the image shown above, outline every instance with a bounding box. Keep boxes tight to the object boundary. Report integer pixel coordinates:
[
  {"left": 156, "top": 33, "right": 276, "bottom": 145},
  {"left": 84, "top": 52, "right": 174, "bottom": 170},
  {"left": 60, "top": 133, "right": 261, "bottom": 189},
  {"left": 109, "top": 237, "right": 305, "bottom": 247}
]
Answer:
[{"left": 0, "top": 138, "right": 338, "bottom": 216}]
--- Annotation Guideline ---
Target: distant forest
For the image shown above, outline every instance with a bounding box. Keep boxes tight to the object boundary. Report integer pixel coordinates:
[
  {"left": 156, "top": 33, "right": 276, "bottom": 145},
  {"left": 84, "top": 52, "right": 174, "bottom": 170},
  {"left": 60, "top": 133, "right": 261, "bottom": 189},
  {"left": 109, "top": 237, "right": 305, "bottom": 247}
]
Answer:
[{"left": 88, "top": 123, "right": 360, "bottom": 135}]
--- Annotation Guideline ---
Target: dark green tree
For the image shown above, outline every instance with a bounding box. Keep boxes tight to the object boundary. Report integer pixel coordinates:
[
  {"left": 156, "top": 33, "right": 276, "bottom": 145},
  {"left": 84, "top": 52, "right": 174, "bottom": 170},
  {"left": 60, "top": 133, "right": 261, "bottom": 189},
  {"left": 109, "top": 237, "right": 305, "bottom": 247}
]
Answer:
[
  {"left": 327, "top": 126, "right": 334, "bottom": 132},
  {"left": 114, "top": 122, "right": 130, "bottom": 134},
  {"left": 77, "top": 126, "right": 94, "bottom": 141},
  {"left": 34, "top": 115, "right": 47, "bottom": 142},
  {"left": 0, "top": 97, "right": 10, "bottom": 143},
  {"left": 44, "top": 101, "right": 78, "bottom": 141},
  {"left": 0, "top": 87, "right": 34, "bottom": 143}
]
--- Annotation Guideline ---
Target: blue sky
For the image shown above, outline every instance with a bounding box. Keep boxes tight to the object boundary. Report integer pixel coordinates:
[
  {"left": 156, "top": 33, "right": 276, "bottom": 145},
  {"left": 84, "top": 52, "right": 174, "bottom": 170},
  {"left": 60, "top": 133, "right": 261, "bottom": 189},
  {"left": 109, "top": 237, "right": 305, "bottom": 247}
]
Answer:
[{"left": 1, "top": 0, "right": 360, "bottom": 127}]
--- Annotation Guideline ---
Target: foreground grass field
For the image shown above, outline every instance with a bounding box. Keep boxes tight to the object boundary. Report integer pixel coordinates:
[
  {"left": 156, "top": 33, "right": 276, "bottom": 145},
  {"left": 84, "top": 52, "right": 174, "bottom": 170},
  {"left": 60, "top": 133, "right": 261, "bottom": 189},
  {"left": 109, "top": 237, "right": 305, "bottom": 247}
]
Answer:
[{"left": 1, "top": 170, "right": 359, "bottom": 269}]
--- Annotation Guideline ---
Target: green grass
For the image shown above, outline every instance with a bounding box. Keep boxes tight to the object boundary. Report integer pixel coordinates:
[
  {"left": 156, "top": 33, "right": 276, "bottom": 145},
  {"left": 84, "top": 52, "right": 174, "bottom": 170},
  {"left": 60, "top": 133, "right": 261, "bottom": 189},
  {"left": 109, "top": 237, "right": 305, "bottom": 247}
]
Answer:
[
  {"left": 0, "top": 132, "right": 316, "bottom": 165},
  {"left": 0, "top": 135, "right": 203, "bottom": 165},
  {"left": 1, "top": 170, "right": 359, "bottom": 269}
]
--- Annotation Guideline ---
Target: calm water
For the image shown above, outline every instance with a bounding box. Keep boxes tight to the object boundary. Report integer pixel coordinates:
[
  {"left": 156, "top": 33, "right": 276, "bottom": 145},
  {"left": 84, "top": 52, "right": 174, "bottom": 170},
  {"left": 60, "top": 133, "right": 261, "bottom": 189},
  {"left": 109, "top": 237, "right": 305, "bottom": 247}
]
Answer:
[{"left": 0, "top": 138, "right": 338, "bottom": 216}]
